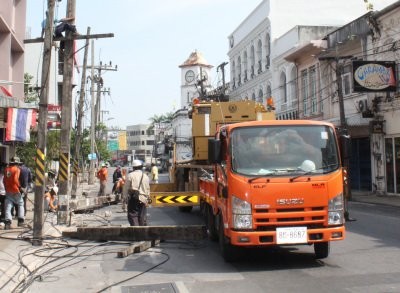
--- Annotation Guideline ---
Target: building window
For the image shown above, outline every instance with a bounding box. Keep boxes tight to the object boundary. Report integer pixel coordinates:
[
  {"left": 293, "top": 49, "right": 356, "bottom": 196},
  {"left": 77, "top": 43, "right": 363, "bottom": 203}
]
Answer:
[
  {"left": 280, "top": 72, "right": 287, "bottom": 104},
  {"left": 258, "top": 89, "right": 263, "bottom": 103},
  {"left": 301, "top": 69, "right": 309, "bottom": 116},
  {"left": 310, "top": 66, "right": 317, "bottom": 114},
  {"left": 341, "top": 64, "right": 352, "bottom": 96}
]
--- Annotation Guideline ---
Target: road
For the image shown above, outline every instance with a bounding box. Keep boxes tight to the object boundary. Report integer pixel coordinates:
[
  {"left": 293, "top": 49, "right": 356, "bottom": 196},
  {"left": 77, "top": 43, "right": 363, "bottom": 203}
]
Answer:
[{"left": 2, "top": 171, "right": 400, "bottom": 292}]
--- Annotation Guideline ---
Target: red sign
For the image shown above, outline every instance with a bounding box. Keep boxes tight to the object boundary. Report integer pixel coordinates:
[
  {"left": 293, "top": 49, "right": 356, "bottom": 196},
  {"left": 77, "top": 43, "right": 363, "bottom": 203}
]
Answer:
[
  {"left": 48, "top": 104, "right": 62, "bottom": 112},
  {"left": 47, "top": 121, "right": 61, "bottom": 129}
]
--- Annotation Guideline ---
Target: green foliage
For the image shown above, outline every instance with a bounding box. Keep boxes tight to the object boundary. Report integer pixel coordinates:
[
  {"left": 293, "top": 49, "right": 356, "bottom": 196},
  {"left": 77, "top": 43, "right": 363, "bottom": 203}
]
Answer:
[
  {"left": 16, "top": 132, "right": 37, "bottom": 171},
  {"left": 24, "top": 73, "right": 39, "bottom": 103},
  {"left": 148, "top": 111, "right": 174, "bottom": 133}
]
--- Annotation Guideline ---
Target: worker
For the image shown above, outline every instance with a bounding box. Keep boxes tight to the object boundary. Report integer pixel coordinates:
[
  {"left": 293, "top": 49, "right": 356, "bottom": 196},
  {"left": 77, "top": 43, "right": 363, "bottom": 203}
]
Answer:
[
  {"left": 18, "top": 161, "right": 32, "bottom": 217},
  {"left": 44, "top": 186, "right": 58, "bottom": 213},
  {"left": 3, "top": 157, "right": 24, "bottom": 229},
  {"left": 45, "top": 170, "right": 57, "bottom": 192},
  {"left": 97, "top": 163, "right": 108, "bottom": 196},
  {"left": 151, "top": 163, "right": 158, "bottom": 183},
  {"left": 112, "top": 166, "right": 122, "bottom": 194},
  {"left": 122, "top": 160, "right": 150, "bottom": 226}
]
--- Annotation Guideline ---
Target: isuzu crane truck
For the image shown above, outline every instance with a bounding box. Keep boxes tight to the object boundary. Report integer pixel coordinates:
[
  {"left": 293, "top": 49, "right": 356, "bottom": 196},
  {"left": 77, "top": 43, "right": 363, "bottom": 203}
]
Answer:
[{"left": 150, "top": 99, "right": 349, "bottom": 262}]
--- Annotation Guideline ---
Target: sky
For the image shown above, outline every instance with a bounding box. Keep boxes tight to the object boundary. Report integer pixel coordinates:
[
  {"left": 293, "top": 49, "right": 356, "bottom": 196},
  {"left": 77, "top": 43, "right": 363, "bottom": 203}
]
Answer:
[
  {"left": 26, "top": 0, "right": 398, "bottom": 129},
  {"left": 26, "top": 0, "right": 263, "bottom": 129}
]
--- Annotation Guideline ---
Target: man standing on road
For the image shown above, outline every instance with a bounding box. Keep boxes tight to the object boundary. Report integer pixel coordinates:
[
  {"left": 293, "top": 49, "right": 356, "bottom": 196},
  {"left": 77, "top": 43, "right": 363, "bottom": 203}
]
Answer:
[
  {"left": 151, "top": 163, "right": 158, "bottom": 184},
  {"left": 3, "top": 157, "right": 24, "bottom": 229},
  {"left": 123, "top": 160, "right": 150, "bottom": 226},
  {"left": 96, "top": 163, "right": 108, "bottom": 196}
]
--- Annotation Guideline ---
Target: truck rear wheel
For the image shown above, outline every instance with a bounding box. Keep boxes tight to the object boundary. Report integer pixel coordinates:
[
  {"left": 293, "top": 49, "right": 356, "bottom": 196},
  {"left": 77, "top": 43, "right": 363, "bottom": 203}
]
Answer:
[
  {"left": 219, "top": 215, "right": 239, "bottom": 262},
  {"left": 314, "top": 242, "right": 330, "bottom": 259}
]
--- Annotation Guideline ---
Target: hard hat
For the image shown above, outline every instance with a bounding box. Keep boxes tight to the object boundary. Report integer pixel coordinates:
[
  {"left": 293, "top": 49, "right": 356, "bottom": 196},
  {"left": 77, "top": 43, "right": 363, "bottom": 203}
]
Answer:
[
  {"left": 10, "top": 156, "right": 21, "bottom": 164},
  {"left": 299, "top": 160, "right": 316, "bottom": 172},
  {"left": 132, "top": 159, "right": 143, "bottom": 168},
  {"left": 51, "top": 186, "right": 58, "bottom": 195}
]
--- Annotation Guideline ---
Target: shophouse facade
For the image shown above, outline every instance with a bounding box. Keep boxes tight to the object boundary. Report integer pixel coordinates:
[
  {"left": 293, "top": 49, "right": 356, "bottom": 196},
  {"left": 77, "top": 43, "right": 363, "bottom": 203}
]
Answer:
[{"left": 366, "top": 2, "right": 400, "bottom": 194}]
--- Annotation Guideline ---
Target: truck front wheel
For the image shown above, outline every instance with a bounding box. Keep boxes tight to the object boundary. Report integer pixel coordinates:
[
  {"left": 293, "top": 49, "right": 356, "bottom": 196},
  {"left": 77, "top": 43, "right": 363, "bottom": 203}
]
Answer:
[
  {"left": 219, "top": 215, "right": 239, "bottom": 262},
  {"left": 314, "top": 242, "right": 330, "bottom": 259},
  {"left": 206, "top": 205, "right": 218, "bottom": 241}
]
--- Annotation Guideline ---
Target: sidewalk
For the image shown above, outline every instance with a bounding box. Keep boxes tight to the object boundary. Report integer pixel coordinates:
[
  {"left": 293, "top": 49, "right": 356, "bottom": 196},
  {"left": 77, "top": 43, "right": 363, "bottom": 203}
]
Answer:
[{"left": 350, "top": 190, "right": 400, "bottom": 208}]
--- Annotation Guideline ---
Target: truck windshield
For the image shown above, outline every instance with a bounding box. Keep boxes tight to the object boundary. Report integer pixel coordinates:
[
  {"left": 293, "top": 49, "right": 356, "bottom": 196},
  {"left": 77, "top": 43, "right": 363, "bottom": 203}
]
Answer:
[{"left": 230, "top": 125, "right": 339, "bottom": 176}]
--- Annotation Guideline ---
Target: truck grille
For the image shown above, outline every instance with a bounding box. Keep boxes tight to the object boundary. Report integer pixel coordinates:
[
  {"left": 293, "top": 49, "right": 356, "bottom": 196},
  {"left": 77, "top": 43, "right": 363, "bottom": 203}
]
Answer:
[{"left": 254, "top": 206, "right": 326, "bottom": 231}]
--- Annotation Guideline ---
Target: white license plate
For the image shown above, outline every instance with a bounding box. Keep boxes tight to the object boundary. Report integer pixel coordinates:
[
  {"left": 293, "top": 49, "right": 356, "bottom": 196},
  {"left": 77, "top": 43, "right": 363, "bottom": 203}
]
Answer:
[{"left": 276, "top": 227, "right": 307, "bottom": 244}]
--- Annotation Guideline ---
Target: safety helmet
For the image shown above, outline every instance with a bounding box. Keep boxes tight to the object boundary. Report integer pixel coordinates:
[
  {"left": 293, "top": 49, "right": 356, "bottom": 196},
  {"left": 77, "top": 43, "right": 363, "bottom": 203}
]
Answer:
[
  {"left": 10, "top": 156, "right": 21, "bottom": 164},
  {"left": 132, "top": 159, "right": 143, "bottom": 168},
  {"left": 299, "top": 160, "right": 316, "bottom": 172},
  {"left": 51, "top": 186, "right": 58, "bottom": 195}
]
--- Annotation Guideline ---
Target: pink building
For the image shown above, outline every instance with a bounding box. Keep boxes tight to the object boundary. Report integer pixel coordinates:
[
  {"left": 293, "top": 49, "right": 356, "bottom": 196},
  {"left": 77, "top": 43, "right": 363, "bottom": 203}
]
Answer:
[{"left": 0, "top": 0, "right": 27, "bottom": 162}]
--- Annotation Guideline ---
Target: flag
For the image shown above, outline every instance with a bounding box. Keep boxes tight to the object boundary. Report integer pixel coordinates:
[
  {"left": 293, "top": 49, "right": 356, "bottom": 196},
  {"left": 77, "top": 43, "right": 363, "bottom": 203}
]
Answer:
[{"left": 5, "top": 108, "right": 37, "bottom": 142}]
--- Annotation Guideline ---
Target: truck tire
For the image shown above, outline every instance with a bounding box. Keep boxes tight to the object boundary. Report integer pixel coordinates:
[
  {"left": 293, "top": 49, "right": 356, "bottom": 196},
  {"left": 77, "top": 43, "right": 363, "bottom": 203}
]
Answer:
[
  {"left": 176, "top": 168, "right": 193, "bottom": 213},
  {"left": 219, "top": 215, "right": 239, "bottom": 262},
  {"left": 206, "top": 205, "right": 218, "bottom": 241},
  {"left": 314, "top": 242, "right": 330, "bottom": 259}
]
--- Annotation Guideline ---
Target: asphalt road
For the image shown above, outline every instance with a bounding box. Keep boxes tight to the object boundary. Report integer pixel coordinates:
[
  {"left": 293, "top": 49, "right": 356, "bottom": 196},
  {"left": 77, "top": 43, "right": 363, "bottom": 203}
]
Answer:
[{"left": 2, "top": 171, "right": 400, "bottom": 293}]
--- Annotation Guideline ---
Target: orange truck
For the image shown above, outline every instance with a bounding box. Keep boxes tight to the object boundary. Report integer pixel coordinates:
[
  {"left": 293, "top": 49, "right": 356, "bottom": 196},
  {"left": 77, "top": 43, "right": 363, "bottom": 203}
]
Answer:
[{"left": 150, "top": 99, "right": 349, "bottom": 262}]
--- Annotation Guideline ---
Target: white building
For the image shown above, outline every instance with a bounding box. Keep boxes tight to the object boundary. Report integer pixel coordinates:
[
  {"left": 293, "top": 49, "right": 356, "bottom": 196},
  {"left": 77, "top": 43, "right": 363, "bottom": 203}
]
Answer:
[
  {"left": 227, "top": 0, "right": 372, "bottom": 105},
  {"left": 171, "top": 51, "right": 214, "bottom": 162},
  {"left": 227, "top": 0, "right": 400, "bottom": 196}
]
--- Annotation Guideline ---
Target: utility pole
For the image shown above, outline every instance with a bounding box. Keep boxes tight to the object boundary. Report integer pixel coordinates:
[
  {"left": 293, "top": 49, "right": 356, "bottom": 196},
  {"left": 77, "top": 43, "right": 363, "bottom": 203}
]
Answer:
[
  {"left": 334, "top": 54, "right": 354, "bottom": 221},
  {"left": 71, "top": 27, "right": 90, "bottom": 197},
  {"left": 33, "top": 0, "right": 55, "bottom": 246},
  {"left": 58, "top": 0, "right": 76, "bottom": 197},
  {"left": 87, "top": 60, "right": 117, "bottom": 184},
  {"left": 94, "top": 62, "right": 117, "bottom": 125},
  {"left": 217, "top": 62, "right": 228, "bottom": 95},
  {"left": 88, "top": 40, "right": 96, "bottom": 185}
]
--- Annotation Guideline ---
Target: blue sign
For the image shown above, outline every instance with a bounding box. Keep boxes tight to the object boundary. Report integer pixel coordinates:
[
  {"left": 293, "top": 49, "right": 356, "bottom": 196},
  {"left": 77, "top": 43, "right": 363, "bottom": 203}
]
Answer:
[{"left": 88, "top": 153, "right": 97, "bottom": 160}]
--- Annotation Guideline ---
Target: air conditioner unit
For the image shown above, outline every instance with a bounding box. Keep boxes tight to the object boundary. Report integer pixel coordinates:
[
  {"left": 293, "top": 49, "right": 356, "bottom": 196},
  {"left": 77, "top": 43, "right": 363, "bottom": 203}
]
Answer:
[{"left": 358, "top": 99, "right": 368, "bottom": 112}]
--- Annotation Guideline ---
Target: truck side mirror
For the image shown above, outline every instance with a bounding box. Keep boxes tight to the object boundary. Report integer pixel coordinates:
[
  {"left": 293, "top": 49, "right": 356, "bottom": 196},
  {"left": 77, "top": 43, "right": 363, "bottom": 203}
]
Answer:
[
  {"left": 208, "top": 139, "right": 221, "bottom": 164},
  {"left": 339, "top": 134, "right": 351, "bottom": 161}
]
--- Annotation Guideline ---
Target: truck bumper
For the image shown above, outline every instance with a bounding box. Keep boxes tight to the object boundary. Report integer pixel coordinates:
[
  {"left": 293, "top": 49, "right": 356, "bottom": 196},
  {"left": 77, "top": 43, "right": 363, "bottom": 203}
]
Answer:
[{"left": 228, "top": 226, "right": 345, "bottom": 246}]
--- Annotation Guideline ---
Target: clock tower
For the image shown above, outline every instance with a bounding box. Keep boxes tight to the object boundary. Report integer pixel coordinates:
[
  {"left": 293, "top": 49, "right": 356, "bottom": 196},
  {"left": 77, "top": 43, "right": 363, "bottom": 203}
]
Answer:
[{"left": 179, "top": 50, "right": 213, "bottom": 109}]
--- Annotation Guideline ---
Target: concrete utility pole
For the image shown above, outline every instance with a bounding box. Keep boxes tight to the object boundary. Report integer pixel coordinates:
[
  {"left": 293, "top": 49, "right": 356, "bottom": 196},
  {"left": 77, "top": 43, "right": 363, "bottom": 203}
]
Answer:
[
  {"left": 334, "top": 56, "right": 353, "bottom": 221},
  {"left": 58, "top": 0, "right": 76, "bottom": 197},
  {"left": 217, "top": 62, "right": 228, "bottom": 95},
  {"left": 33, "top": 0, "right": 55, "bottom": 246},
  {"left": 89, "top": 40, "right": 96, "bottom": 185},
  {"left": 93, "top": 62, "right": 117, "bottom": 127},
  {"left": 71, "top": 27, "right": 90, "bottom": 197}
]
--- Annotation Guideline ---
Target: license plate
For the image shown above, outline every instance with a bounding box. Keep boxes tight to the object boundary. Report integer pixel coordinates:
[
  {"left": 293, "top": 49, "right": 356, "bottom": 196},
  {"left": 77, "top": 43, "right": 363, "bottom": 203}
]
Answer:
[{"left": 276, "top": 227, "right": 307, "bottom": 244}]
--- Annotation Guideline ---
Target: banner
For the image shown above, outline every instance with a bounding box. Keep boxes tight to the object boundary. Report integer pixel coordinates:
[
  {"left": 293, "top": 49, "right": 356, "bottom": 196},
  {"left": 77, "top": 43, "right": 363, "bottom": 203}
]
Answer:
[{"left": 5, "top": 108, "right": 37, "bottom": 142}]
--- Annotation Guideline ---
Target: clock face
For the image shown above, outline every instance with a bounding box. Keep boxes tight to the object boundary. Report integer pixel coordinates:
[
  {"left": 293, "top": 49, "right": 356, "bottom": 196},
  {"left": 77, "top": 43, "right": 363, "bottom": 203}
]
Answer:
[{"left": 185, "top": 70, "right": 195, "bottom": 83}]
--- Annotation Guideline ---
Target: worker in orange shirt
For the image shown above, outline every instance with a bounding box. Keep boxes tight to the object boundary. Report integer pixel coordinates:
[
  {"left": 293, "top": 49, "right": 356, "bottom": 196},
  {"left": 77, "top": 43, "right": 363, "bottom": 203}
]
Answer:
[
  {"left": 3, "top": 157, "right": 24, "bottom": 230},
  {"left": 96, "top": 163, "right": 108, "bottom": 196}
]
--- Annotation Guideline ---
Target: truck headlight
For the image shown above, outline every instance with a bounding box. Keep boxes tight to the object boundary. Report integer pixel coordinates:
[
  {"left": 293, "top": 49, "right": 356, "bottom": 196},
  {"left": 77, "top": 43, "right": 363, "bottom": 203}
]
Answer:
[
  {"left": 328, "top": 193, "right": 344, "bottom": 225},
  {"left": 232, "top": 196, "right": 252, "bottom": 229}
]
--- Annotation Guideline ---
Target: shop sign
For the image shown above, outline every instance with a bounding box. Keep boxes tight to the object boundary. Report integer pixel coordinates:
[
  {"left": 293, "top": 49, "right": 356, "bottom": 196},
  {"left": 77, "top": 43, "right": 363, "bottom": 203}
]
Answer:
[{"left": 353, "top": 61, "right": 397, "bottom": 92}]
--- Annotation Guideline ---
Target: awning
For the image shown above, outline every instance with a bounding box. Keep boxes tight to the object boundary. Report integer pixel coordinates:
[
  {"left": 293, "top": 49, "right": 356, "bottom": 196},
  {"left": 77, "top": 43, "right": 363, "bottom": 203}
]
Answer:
[{"left": 327, "top": 113, "right": 372, "bottom": 127}]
